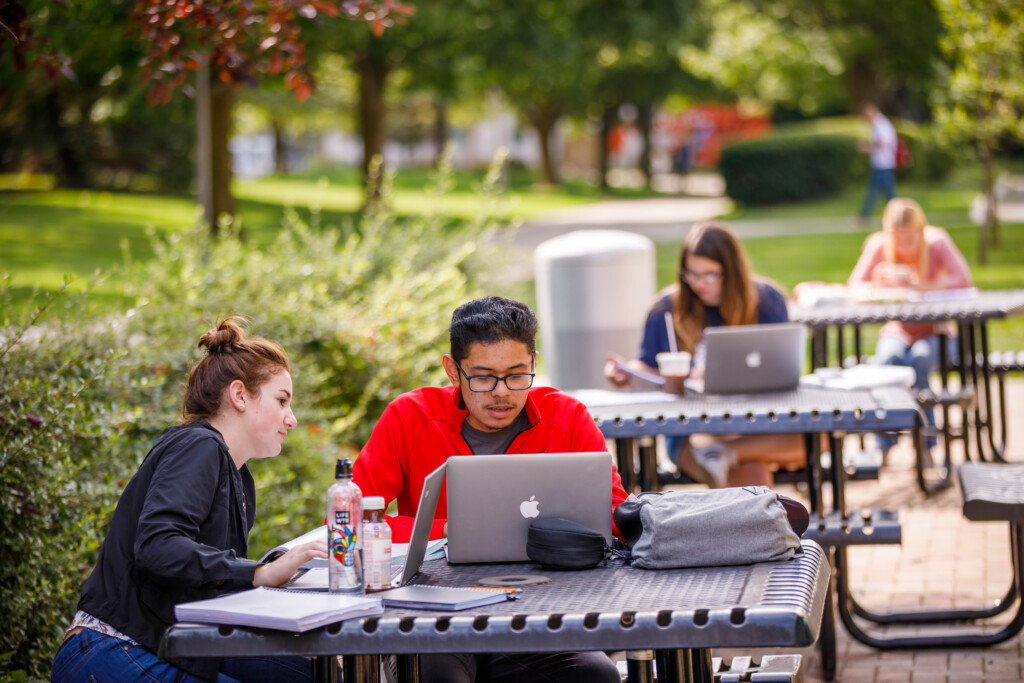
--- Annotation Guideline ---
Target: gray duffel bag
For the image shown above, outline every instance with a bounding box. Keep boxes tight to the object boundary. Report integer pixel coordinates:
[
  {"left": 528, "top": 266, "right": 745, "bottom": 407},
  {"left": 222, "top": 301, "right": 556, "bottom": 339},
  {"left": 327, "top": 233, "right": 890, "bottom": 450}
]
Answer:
[{"left": 617, "top": 487, "right": 802, "bottom": 569}]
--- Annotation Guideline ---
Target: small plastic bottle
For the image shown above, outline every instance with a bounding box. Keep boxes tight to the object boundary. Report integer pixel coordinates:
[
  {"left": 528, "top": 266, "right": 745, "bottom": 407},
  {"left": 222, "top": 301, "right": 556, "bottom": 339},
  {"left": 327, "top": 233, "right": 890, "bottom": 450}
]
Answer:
[
  {"left": 326, "top": 457, "right": 363, "bottom": 593},
  {"left": 361, "top": 496, "right": 392, "bottom": 593}
]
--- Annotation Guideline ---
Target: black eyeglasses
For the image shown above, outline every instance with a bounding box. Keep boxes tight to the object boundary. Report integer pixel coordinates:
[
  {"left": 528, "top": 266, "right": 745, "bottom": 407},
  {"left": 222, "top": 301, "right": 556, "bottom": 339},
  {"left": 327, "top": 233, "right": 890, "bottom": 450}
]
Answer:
[{"left": 453, "top": 359, "right": 536, "bottom": 392}]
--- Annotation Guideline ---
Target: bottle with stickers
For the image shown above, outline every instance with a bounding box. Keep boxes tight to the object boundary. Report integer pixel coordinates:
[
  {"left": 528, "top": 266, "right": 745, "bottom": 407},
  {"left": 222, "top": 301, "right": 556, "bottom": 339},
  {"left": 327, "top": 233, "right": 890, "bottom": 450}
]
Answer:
[
  {"left": 326, "top": 458, "right": 363, "bottom": 593},
  {"left": 361, "top": 496, "right": 392, "bottom": 593}
]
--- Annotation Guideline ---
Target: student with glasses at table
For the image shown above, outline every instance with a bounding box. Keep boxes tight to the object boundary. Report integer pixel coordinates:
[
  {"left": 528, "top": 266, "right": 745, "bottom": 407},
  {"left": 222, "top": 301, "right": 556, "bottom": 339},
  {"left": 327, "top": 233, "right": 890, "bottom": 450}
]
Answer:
[
  {"left": 604, "top": 221, "right": 805, "bottom": 488},
  {"left": 353, "top": 296, "right": 627, "bottom": 683}
]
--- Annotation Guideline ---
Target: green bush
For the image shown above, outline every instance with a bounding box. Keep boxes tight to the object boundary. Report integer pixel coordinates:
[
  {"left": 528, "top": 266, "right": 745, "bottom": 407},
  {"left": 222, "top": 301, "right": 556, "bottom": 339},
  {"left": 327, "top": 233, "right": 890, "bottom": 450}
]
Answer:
[
  {"left": 719, "top": 134, "right": 861, "bottom": 206},
  {"left": 0, "top": 157, "right": 518, "bottom": 678}
]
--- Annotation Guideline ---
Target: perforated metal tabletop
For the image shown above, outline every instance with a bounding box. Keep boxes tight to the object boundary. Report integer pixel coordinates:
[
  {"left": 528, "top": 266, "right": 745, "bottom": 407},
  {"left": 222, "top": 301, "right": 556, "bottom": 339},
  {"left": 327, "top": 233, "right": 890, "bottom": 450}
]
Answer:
[
  {"left": 161, "top": 542, "right": 829, "bottom": 681},
  {"left": 789, "top": 289, "right": 1024, "bottom": 327},
  {"left": 584, "top": 385, "right": 921, "bottom": 439}
]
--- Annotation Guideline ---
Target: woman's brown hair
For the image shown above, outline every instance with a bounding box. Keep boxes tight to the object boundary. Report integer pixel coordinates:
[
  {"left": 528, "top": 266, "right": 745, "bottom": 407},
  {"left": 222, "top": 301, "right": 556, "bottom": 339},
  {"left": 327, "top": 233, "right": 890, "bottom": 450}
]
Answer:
[
  {"left": 182, "top": 316, "right": 291, "bottom": 423},
  {"left": 670, "top": 221, "right": 759, "bottom": 353}
]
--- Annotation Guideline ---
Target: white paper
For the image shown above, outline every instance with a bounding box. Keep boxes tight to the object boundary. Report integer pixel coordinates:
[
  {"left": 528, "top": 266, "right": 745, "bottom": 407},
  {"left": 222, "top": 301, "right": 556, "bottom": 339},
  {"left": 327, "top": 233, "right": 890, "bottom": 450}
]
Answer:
[{"left": 174, "top": 587, "right": 382, "bottom": 632}]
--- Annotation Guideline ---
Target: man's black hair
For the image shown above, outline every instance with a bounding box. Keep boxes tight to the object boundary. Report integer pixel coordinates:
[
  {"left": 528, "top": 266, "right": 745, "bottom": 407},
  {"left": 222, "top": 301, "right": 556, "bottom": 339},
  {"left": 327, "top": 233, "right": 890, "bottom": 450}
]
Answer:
[{"left": 449, "top": 297, "right": 538, "bottom": 361}]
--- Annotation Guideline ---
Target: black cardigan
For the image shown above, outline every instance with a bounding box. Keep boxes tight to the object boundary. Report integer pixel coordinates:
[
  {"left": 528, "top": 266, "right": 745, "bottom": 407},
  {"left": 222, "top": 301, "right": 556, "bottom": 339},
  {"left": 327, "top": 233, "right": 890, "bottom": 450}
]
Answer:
[{"left": 77, "top": 421, "right": 258, "bottom": 681}]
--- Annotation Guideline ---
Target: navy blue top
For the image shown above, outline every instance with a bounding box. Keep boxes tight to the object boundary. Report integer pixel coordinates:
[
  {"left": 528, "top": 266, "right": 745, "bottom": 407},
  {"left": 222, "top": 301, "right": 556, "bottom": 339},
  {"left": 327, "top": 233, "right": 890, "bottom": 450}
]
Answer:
[{"left": 638, "top": 281, "right": 789, "bottom": 368}]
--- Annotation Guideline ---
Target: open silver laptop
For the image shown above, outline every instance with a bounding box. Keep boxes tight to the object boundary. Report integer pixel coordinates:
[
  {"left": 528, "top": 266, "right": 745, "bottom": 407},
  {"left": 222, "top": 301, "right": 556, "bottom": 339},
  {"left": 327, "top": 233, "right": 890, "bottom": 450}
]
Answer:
[
  {"left": 445, "top": 452, "right": 614, "bottom": 564},
  {"left": 701, "top": 322, "right": 807, "bottom": 394},
  {"left": 390, "top": 461, "right": 447, "bottom": 587}
]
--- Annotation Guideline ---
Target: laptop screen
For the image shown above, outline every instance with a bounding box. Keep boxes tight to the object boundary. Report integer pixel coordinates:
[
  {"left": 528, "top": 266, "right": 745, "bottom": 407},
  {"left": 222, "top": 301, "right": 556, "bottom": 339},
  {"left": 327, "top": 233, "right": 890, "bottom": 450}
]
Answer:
[
  {"left": 702, "top": 322, "right": 807, "bottom": 394},
  {"left": 444, "top": 452, "right": 614, "bottom": 564}
]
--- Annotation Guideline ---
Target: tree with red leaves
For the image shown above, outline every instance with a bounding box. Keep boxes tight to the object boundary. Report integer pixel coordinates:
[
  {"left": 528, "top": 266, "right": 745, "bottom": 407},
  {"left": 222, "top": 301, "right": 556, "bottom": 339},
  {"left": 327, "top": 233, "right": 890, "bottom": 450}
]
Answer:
[
  {"left": 131, "top": 1, "right": 413, "bottom": 106},
  {"left": 129, "top": 0, "right": 412, "bottom": 232}
]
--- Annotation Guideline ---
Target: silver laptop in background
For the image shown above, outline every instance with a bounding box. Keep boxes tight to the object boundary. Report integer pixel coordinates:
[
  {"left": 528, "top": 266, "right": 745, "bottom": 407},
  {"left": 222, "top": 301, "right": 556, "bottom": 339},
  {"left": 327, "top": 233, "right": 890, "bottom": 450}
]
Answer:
[
  {"left": 702, "top": 322, "right": 807, "bottom": 394},
  {"left": 445, "top": 452, "right": 614, "bottom": 564}
]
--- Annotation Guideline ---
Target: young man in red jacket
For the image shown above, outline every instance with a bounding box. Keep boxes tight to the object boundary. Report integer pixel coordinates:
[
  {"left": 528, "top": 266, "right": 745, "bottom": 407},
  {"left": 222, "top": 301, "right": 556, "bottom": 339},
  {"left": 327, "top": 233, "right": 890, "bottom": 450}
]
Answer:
[{"left": 353, "top": 296, "right": 626, "bottom": 683}]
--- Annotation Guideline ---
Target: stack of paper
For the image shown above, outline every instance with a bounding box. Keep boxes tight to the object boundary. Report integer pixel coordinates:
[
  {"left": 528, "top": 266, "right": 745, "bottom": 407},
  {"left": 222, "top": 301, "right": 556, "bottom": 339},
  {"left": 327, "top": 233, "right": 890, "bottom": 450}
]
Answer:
[{"left": 174, "top": 587, "right": 382, "bottom": 632}]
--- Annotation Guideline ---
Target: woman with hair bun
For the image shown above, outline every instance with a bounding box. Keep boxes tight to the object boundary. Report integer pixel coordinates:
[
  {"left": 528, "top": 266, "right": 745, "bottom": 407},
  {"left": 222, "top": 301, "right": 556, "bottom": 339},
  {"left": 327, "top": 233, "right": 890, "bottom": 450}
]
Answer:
[
  {"left": 604, "top": 221, "right": 805, "bottom": 488},
  {"left": 52, "top": 317, "right": 326, "bottom": 683}
]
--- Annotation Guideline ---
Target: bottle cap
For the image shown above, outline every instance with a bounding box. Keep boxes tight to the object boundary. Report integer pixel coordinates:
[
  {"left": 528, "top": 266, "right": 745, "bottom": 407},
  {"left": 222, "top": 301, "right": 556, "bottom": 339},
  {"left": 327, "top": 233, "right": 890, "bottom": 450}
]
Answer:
[
  {"left": 363, "top": 496, "right": 385, "bottom": 510},
  {"left": 335, "top": 457, "right": 352, "bottom": 479}
]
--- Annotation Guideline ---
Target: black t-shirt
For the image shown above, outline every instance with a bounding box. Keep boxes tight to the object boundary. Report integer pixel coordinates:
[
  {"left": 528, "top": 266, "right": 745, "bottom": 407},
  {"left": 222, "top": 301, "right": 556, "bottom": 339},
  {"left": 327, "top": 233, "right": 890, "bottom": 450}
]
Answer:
[{"left": 461, "top": 409, "right": 529, "bottom": 454}]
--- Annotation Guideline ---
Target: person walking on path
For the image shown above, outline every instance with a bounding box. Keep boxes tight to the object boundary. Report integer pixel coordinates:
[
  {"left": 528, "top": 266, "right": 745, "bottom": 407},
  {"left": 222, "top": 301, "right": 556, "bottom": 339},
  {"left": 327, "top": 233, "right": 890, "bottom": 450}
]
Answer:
[{"left": 858, "top": 102, "right": 899, "bottom": 226}]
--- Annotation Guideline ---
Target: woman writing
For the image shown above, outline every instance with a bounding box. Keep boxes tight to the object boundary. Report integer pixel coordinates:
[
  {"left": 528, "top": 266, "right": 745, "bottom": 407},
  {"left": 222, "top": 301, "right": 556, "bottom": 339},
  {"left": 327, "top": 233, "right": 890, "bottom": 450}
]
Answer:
[
  {"left": 52, "top": 317, "right": 326, "bottom": 683},
  {"left": 848, "top": 197, "right": 973, "bottom": 457},
  {"left": 604, "top": 221, "right": 804, "bottom": 488}
]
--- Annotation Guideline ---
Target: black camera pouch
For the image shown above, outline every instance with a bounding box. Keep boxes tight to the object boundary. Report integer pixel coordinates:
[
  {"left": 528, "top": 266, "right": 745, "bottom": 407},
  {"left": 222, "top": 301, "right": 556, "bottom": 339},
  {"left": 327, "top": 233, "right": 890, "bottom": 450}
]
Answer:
[{"left": 526, "top": 517, "right": 607, "bottom": 570}]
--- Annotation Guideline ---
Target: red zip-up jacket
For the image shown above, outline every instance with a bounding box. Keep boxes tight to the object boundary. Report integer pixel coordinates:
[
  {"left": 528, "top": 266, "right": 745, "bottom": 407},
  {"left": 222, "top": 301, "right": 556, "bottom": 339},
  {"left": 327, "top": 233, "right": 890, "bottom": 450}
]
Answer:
[{"left": 352, "top": 385, "right": 629, "bottom": 542}]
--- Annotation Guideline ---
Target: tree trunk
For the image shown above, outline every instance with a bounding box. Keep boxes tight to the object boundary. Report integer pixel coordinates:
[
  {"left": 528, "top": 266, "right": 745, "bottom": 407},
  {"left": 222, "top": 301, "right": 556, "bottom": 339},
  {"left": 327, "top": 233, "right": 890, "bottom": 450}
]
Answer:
[
  {"left": 44, "top": 92, "right": 86, "bottom": 188},
  {"left": 844, "top": 58, "right": 877, "bottom": 110},
  {"left": 526, "top": 102, "right": 560, "bottom": 186},
  {"left": 354, "top": 50, "right": 391, "bottom": 202},
  {"left": 598, "top": 104, "right": 616, "bottom": 191},
  {"left": 637, "top": 102, "right": 653, "bottom": 187},
  {"left": 979, "top": 138, "right": 1000, "bottom": 261},
  {"left": 433, "top": 97, "right": 448, "bottom": 164},
  {"left": 272, "top": 120, "right": 287, "bottom": 174},
  {"left": 197, "top": 61, "right": 235, "bottom": 237}
]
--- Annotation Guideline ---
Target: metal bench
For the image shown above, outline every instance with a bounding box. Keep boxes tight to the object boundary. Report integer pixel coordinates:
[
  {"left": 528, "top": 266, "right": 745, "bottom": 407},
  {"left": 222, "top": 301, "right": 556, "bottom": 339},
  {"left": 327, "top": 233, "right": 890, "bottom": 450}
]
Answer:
[
  {"left": 835, "top": 461, "right": 1024, "bottom": 649},
  {"left": 619, "top": 653, "right": 803, "bottom": 683}
]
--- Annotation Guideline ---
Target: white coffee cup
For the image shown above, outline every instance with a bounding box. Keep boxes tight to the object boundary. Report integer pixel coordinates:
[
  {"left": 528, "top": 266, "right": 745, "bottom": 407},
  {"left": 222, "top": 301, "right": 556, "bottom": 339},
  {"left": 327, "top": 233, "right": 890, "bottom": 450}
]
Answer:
[{"left": 656, "top": 351, "right": 692, "bottom": 394}]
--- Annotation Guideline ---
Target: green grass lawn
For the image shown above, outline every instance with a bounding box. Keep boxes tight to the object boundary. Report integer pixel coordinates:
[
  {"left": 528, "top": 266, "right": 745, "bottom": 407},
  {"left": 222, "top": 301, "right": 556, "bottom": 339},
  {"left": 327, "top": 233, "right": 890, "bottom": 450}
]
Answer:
[
  {"left": 4, "top": 161, "right": 1024, "bottom": 352},
  {"left": 651, "top": 223, "right": 1024, "bottom": 353},
  {"left": 0, "top": 165, "right": 663, "bottom": 311}
]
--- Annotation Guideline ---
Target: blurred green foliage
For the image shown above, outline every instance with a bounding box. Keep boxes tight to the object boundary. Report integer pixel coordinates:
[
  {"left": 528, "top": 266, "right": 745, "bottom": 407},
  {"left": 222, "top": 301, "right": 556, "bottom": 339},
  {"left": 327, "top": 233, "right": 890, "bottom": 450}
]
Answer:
[
  {"left": 0, "top": 158, "right": 515, "bottom": 678},
  {"left": 719, "top": 134, "right": 860, "bottom": 205}
]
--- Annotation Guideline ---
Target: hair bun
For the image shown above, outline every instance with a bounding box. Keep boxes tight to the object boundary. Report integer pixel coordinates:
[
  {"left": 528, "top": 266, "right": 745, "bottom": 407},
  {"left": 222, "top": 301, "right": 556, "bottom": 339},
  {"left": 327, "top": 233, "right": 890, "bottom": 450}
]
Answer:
[{"left": 198, "top": 316, "right": 247, "bottom": 354}]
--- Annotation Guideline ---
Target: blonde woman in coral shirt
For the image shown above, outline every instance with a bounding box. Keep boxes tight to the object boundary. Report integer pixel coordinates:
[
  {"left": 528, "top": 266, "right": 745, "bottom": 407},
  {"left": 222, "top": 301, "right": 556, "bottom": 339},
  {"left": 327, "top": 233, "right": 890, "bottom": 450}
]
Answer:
[{"left": 848, "top": 197, "right": 973, "bottom": 456}]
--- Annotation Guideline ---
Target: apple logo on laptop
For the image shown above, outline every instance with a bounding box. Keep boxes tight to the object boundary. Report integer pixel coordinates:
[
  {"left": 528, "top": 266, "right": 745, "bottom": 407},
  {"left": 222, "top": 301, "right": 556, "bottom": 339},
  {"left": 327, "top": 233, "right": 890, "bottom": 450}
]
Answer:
[
  {"left": 520, "top": 495, "right": 540, "bottom": 518},
  {"left": 745, "top": 350, "right": 762, "bottom": 368}
]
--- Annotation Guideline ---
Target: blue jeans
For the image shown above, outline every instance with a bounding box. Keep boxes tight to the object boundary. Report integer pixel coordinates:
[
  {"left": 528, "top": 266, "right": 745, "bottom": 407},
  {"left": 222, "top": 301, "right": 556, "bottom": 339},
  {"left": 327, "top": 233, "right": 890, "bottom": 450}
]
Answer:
[
  {"left": 52, "top": 628, "right": 317, "bottom": 683},
  {"left": 860, "top": 167, "right": 897, "bottom": 218},
  {"left": 873, "top": 334, "right": 957, "bottom": 453}
]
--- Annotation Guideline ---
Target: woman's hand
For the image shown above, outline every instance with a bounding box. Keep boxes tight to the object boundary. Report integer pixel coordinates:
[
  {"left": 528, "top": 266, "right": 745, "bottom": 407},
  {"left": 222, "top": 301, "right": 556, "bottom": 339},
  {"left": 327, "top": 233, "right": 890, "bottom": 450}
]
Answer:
[
  {"left": 872, "top": 262, "right": 917, "bottom": 288},
  {"left": 604, "top": 353, "right": 632, "bottom": 388},
  {"left": 253, "top": 541, "right": 328, "bottom": 588}
]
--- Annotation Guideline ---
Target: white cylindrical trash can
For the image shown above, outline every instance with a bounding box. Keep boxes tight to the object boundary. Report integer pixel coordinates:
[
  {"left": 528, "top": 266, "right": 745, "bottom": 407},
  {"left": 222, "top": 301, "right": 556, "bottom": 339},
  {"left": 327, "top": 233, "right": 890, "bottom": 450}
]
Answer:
[{"left": 534, "top": 229, "right": 656, "bottom": 390}]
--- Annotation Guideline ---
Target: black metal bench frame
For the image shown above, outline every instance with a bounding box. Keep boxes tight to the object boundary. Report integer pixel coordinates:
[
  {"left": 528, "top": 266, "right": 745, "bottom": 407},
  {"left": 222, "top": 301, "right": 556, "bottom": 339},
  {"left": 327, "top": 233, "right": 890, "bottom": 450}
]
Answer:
[{"left": 834, "top": 461, "right": 1024, "bottom": 649}]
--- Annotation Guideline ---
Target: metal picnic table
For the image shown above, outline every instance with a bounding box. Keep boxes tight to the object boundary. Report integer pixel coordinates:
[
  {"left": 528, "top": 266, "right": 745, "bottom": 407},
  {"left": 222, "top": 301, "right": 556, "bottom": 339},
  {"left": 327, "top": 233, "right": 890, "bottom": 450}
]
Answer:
[
  {"left": 790, "top": 289, "right": 1024, "bottom": 473},
  {"left": 161, "top": 541, "right": 830, "bottom": 683},
  {"left": 576, "top": 384, "right": 924, "bottom": 680}
]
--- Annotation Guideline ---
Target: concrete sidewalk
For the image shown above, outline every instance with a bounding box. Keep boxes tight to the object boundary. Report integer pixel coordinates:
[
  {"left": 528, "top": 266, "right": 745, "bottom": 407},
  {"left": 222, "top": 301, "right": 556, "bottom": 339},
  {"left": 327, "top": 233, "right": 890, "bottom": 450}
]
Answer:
[{"left": 711, "top": 376, "right": 1024, "bottom": 682}]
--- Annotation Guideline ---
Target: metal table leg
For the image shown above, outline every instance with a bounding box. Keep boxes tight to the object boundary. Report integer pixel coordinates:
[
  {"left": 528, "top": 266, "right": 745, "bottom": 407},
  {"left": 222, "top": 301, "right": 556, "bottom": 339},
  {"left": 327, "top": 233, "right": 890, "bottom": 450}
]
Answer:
[
  {"left": 655, "top": 649, "right": 690, "bottom": 683},
  {"left": 615, "top": 437, "right": 639, "bottom": 494},
  {"left": 626, "top": 649, "right": 656, "bottom": 683},
  {"left": 343, "top": 654, "right": 380, "bottom": 683},
  {"left": 313, "top": 654, "right": 340, "bottom": 683},
  {"left": 638, "top": 437, "right": 659, "bottom": 492}
]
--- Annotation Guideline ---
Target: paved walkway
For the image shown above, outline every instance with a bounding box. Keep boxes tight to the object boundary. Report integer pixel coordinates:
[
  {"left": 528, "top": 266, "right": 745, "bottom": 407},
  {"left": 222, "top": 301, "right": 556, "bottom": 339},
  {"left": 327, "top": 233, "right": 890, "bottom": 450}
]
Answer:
[
  {"left": 703, "top": 375, "right": 1024, "bottom": 682},
  {"left": 511, "top": 172, "right": 1024, "bottom": 259}
]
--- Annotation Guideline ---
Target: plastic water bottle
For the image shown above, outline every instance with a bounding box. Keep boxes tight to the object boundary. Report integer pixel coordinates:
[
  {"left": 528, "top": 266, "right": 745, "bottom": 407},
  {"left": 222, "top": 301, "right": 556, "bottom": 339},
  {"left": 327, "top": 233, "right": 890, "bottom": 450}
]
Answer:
[
  {"left": 327, "top": 458, "right": 363, "bottom": 593},
  {"left": 361, "top": 496, "right": 392, "bottom": 593}
]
